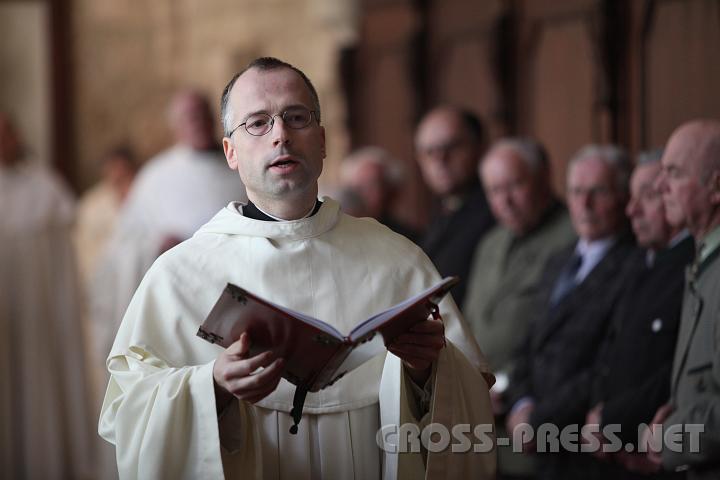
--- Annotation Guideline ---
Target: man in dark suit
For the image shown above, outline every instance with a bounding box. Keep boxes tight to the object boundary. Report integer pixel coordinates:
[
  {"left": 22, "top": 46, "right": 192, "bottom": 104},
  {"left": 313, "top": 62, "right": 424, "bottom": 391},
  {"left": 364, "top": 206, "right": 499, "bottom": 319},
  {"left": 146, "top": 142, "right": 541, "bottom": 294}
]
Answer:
[
  {"left": 581, "top": 151, "right": 693, "bottom": 479},
  {"left": 642, "top": 120, "right": 720, "bottom": 479},
  {"left": 414, "top": 106, "right": 495, "bottom": 306},
  {"left": 505, "top": 145, "right": 636, "bottom": 480}
]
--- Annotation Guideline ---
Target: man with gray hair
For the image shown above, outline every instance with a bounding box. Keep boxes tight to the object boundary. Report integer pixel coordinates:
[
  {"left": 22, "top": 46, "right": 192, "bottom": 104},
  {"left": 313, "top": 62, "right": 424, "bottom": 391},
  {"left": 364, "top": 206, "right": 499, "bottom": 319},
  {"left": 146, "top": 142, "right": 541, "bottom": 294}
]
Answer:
[
  {"left": 463, "top": 137, "right": 576, "bottom": 478},
  {"left": 338, "top": 146, "right": 419, "bottom": 241},
  {"left": 464, "top": 138, "right": 573, "bottom": 398},
  {"left": 577, "top": 149, "right": 692, "bottom": 479},
  {"left": 505, "top": 144, "right": 636, "bottom": 480}
]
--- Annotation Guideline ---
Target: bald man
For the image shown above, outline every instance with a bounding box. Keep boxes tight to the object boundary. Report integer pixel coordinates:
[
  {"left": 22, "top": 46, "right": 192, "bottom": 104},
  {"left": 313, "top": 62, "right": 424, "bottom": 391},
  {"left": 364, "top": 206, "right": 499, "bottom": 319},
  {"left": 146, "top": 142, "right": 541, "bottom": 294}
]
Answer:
[
  {"left": 415, "top": 107, "right": 495, "bottom": 306},
  {"left": 643, "top": 120, "right": 720, "bottom": 478},
  {"left": 91, "top": 90, "right": 247, "bottom": 390}
]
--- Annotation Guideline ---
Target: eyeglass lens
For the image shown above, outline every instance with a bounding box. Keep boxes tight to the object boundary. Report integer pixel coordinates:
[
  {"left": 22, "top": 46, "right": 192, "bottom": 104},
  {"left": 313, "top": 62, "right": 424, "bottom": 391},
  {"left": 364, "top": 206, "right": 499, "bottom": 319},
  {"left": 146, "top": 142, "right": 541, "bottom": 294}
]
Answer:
[{"left": 245, "top": 107, "right": 313, "bottom": 136}]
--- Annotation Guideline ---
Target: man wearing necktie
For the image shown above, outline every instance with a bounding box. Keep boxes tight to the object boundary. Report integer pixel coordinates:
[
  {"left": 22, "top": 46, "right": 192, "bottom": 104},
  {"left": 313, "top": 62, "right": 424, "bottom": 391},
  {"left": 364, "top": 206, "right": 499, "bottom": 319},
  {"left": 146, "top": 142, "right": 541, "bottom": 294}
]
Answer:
[
  {"left": 505, "top": 144, "right": 636, "bottom": 480},
  {"left": 580, "top": 150, "right": 693, "bottom": 479}
]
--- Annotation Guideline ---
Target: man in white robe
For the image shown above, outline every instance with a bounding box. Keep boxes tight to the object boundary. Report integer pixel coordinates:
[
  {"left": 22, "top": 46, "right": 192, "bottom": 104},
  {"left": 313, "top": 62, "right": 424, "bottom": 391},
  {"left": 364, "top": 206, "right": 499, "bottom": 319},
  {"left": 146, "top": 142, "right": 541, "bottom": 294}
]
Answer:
[
  {"left": 75, "top": 145, "right": 137, "bottom": 289},
  {"left": 91, "top": 90, "right": 247, "bottom": 373},
  {"left": 99, "top": 58, "right": 496, "bottom": 479},
  {"left": 0, "top": 113, "right": 95, "bottom": 479},
  {"left": 75, "top": 145, "right": 137, "bottom": 480}
]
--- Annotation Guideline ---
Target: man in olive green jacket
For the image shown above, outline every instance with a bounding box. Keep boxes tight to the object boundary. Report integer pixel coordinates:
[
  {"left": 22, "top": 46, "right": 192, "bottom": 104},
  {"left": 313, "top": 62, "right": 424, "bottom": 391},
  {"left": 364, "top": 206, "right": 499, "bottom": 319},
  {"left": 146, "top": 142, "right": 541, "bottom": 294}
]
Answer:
[
  {"left": 463, "top": 138, "right": 576, "bottom": 478},
  {"left": 644, "top": 120, "right": 720, "bottom": 479}
]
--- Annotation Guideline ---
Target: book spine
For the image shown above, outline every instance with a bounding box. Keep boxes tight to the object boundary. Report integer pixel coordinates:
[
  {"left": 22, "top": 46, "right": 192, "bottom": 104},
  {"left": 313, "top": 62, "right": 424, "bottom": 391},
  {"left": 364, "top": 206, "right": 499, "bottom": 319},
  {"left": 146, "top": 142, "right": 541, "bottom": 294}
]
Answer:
[
  {"left": 196, "top": 326, "right": 224, "bottom": 344},
  {"left": 312, "top": 343, "right": 353, "bottom": 391}
]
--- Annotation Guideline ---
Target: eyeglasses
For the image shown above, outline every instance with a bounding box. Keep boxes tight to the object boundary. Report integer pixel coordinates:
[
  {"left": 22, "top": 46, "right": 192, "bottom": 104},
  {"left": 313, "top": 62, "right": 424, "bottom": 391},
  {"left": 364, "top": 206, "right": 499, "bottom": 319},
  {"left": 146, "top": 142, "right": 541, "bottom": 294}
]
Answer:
[{"left": 229, "top": 106, "right": 318, "bottom": 137}]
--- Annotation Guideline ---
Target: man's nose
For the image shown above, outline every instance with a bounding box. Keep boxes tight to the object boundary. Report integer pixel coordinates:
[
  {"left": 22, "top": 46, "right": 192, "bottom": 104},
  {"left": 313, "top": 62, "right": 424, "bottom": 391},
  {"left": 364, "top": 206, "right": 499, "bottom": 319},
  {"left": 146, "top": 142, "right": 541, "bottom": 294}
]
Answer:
[
  {"left": 577, "top": 190, "right": 593, "bottom": 209},
  {"left": 653, "top": 171, "right": 667, "bottom": 193},
  {"left": 427, "top": 146, "right": 450, "bottom": 164},
  {"left": 625, "top": 197, "right": 638, "bottom": 218},
  {"left": 271, "top": 117, "right": 291, "bottom": 147}
]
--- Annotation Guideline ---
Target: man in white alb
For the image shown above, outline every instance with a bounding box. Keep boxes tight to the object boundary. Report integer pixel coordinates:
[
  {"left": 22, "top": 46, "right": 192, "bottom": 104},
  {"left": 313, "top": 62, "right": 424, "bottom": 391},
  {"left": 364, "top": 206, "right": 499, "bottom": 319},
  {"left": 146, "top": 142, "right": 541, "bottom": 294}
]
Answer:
[
  {"left": 0, "top": 112, "right": 95, "bottom": 480},
  {"left": 91, "top": 90, "right": 247, "bottom": 369},
  {"left": 99, "top": 58, "right": 495, "bottom": 479}
]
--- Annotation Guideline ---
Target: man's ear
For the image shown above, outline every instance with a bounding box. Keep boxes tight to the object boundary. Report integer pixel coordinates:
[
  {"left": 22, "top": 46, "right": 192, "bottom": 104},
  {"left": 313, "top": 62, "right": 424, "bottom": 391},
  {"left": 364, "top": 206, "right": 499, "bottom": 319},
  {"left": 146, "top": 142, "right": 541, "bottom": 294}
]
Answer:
[
  {"left": 710, "top": 170, "right": 720, "bottom": 204},
  {"left": 320, "top": 126, "right": 326, "bottom": 159},
  {"left": 223, "top": 137, "right": 238, "bottom": 170}
]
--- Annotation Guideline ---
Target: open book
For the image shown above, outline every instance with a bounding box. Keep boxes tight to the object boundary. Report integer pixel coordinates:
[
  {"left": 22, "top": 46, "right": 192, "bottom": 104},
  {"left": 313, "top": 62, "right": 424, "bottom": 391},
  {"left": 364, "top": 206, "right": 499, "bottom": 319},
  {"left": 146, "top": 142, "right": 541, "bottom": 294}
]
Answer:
[
  {"left": 197, "top": 276, "right": 458, "bottom": 433},
  {"left": 197, "top": 276, "right": 458, "bottom": 392}
]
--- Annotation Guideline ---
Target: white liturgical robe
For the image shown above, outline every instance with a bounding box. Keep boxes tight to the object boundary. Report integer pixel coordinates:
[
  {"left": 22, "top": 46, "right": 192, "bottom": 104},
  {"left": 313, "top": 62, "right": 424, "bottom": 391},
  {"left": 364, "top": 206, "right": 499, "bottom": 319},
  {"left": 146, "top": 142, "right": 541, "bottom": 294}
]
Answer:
[
  {"left": 0, "top": 162, "right": 95, "bottom": 480},
  {"left": 91, "top": 145, "right": 247, "bottom": 374},
  {"left": 99, "top": 198, "right": 496, "bottom": 479}
]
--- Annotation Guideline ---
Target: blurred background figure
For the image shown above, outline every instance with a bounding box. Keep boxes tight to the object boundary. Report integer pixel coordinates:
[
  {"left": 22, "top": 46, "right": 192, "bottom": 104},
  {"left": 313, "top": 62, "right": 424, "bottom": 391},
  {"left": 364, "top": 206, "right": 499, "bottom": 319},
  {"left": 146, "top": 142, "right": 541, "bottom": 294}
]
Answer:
[
  {"left": 414, "top": 106, "right": 495, "bottom": 306},
  {"left": 647, "top": 120, "right": 720, "bottom": 479},
  {"left": 579, "top": 149, "right": 692, "bottom": 479},
  {"left": 464, "top": 137, "right": 576, "bottom": 479},
  {"left": 74, "top": 145, "right": 137, "bottom": 287},
  {"left": 338, "top": 146, "right": 420, "bottom": 242},
  {"left": 0, "top": 112, "right": 95, "bottom": 479},
  {"left": 90, "top": 89, "right": 247, "bottom": 399},
  {"left": 505, "top": 144, "right": 635, "bottom": 480},
  {"left": 74, "top": 145, "right": 137, "bottom": 480}
]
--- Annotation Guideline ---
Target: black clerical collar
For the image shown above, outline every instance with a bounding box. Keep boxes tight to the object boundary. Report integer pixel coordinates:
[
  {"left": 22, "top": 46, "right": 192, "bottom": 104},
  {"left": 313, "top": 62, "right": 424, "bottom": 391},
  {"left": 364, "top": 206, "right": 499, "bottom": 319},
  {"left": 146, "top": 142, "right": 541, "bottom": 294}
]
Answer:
[{"left": 242, "top": 199, "right": 322, "bottom": 222}]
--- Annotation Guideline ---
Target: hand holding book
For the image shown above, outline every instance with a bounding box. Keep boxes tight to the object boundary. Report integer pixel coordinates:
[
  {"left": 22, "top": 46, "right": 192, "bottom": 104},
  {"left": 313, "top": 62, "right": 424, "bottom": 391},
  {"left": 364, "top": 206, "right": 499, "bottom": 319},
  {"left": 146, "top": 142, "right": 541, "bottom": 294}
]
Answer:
[
  {"left": 387, "top": 316, "right": 446, "bottom": 385},
  {"left": 198, "top": 276, "right": 459, "bottom": 432},
  {"left": 212, "top": 332, "right": 285, "bottom": 412}
]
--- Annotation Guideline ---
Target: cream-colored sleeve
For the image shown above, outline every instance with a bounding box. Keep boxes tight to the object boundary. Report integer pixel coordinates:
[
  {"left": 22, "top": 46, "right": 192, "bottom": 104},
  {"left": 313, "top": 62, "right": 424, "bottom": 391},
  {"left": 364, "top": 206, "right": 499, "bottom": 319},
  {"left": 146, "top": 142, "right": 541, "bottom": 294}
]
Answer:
[
  {"left": 423, "top": 342, "right": 496, "bottom": 480},
  {"left": 99, "top": 349, "right": 228, "bottom": 480},
  {"left": 381, "top": 343, "right": 496, "bottom": 480}
]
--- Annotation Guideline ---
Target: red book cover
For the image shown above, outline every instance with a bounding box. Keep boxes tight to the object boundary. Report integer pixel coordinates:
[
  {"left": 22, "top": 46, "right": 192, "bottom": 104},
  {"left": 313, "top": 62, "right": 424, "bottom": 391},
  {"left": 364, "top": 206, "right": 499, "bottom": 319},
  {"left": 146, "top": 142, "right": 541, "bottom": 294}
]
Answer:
[{"left": 197, "top": 276, "right": 459, "bottom": 392}]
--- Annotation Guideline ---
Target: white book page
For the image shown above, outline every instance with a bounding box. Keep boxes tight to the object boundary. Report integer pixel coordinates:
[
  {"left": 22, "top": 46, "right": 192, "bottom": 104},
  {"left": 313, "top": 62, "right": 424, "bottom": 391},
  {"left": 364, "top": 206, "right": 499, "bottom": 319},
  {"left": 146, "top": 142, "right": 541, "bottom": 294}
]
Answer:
[
  {"left": 223, "top": 285, "right": 345, "bottom": 339},
  {"left": 347, "top": 277, "right": 457, "bottom": 342}
]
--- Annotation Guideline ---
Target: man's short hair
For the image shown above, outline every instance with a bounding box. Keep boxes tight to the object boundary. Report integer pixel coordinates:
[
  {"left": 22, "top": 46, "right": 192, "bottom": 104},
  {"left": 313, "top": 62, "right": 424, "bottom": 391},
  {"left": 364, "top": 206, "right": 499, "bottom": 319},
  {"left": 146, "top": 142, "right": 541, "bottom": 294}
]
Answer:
[
  {"left": 417, "top": 106, "right": 486, "bottom": 149},
  {"left": 569, "top": 144, "right": 631, "bottom": 193},
  {"left": 220, "top": 57, "right": 321, "bottom": 137},
  {"left": 458, "top": 108, "right": 486, "bottom": 147},
  {"left": 487, "top": 137, "right": 549, "bottom": 173}
]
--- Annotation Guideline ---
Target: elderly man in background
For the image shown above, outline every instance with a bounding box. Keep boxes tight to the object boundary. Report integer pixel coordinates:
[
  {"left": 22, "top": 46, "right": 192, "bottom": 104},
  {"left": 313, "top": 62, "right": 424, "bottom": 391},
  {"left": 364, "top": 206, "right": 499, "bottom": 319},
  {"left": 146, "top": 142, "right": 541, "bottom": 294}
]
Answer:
[
  {"left": 505, "top": 144, "right": 636, "bottom": 480},
  {"left": 91, "top": 89, "right": 247, "bottom": 378},
  {"left": 463, "top": 137, "right": 575, "bottom": 479},
  {"left": 338, "top": 145, "right": 420, "bottom": 242},
  {"left": 579, "top": 150, "right": 692, "bottom": 479},
  {"left": 414, "top": 106, "right": 495, "bottom": 306},
  {"left": 642, "top": 120, "right": 720, "bottom": 479},
  {"left": 0, "top": 113, "right": 95, "bottom": 479}
]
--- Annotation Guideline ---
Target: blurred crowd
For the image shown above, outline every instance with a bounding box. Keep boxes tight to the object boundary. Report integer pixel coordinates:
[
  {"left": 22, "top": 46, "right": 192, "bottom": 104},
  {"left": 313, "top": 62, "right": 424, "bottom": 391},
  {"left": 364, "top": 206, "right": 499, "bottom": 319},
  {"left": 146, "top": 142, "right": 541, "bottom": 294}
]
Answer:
[{"left": 2, "top": 90, "right": 719, "bottom": 479}]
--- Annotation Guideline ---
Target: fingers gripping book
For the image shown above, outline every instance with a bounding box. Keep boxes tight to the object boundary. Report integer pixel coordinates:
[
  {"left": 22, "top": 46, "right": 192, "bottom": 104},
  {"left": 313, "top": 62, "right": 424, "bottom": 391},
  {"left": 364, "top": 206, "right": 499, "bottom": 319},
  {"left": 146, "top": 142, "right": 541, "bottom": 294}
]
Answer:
[{"left": 197, "top": 276, "right": 459, "bottom": 433}]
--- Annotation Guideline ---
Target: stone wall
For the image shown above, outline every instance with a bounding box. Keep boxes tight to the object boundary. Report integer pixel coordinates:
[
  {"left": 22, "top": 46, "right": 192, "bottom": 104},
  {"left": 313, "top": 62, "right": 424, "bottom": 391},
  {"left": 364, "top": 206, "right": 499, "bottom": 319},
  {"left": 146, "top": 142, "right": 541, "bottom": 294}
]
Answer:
[
  {"left": 72, "top": 0, "right": 358, "bottom": 190},
  {"left": 0, "top": 2, "right": 51, "bottom": 167}
]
